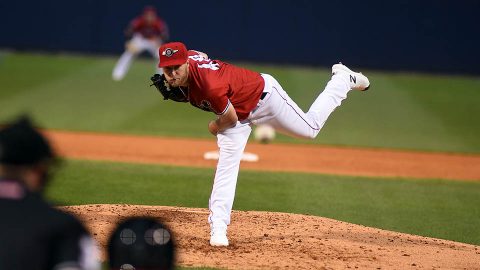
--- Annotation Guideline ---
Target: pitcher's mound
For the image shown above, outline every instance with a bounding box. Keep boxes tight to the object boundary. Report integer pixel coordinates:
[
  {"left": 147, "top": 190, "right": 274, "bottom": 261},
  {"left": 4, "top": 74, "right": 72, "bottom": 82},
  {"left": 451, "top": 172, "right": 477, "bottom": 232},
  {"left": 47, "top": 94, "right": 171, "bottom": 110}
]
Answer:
[{"left": 62, "top": 204, "right": 480, "bottom": 269}]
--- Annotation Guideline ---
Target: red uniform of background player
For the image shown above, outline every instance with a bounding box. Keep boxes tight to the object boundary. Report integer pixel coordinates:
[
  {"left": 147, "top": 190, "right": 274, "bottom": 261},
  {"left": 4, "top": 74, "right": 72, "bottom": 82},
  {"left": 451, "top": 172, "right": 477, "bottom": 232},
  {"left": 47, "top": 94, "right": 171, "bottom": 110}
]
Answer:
[
  {"left": 112, "top": 6, "right": 169, "bottom": 81},
  {"left": 127, "top": 7, "right": 168, "bottom": 41}
]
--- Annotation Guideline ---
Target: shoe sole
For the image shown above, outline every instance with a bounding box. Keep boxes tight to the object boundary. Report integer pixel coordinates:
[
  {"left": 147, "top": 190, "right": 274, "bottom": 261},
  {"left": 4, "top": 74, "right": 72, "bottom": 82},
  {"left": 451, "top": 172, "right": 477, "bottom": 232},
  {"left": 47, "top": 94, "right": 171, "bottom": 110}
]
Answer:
[
  {"left": 210, "top": 241, "right": 229, "bottom": 247},
  {"left": 210, "top": 243, "right": 229, "bottom": 247}
]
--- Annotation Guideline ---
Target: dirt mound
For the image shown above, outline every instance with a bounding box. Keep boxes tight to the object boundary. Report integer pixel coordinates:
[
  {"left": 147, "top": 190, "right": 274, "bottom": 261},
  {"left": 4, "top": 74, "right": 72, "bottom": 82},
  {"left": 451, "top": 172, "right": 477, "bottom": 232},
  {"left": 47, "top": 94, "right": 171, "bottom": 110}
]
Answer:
[
  {"left": 62, "top": 204, "right": 480, "bottom": 269},
  {"left": 49, "top": 130, "right": 480, "bottom": 268}
]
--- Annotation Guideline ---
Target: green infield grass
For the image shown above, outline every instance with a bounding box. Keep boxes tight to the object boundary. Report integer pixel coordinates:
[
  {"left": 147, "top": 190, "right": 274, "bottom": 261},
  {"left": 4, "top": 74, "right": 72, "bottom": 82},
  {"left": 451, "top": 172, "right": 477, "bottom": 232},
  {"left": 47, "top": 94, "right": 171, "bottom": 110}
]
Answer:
[
  {"left": 47, "top": 159, "right": 480, "bottom": 246},
  {"left": 1, "top": 52, "right": 479, "bottom": 153},
  {"left": 4, "top": 51, "right": 479, "bottom": 270}
]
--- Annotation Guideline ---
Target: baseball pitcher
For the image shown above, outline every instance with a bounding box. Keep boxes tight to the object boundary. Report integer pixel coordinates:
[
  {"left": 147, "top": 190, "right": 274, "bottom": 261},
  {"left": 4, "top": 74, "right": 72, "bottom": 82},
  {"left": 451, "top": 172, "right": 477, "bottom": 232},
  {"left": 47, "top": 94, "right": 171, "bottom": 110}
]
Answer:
[{"left": 150, "top": 42, "right": 370, "bottom": 247}]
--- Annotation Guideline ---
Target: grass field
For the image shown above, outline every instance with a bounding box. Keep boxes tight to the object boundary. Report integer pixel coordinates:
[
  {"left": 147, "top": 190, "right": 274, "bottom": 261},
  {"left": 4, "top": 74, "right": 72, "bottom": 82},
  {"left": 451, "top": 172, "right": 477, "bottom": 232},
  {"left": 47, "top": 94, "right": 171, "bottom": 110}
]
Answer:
[
  {"left": 1, "top": 52, "right": 479, "bottom": 153},
  {"left": 1, "top": 52, "right": 479, "bottom": 269},
  {"left": 48, "top": 159, "right": 480, "bottom": 246}
]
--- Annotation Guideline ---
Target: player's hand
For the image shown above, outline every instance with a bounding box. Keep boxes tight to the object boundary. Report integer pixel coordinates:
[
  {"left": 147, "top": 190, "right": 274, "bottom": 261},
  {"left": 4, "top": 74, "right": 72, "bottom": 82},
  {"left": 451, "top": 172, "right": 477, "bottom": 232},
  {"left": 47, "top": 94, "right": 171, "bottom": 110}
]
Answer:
[
  {"left": 208, "top": 121, "right": 219, "bottom": 136},
  {"left": 208, "top": 106, "right": 238, "bottom": 136}
]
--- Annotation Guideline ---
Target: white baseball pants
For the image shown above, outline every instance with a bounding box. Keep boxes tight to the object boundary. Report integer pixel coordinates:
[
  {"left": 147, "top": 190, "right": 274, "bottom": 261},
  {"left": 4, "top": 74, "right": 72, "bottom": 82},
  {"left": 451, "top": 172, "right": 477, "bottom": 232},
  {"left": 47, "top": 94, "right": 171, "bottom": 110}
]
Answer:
[{"left": 208, "top": 73, "right": 352, "bottom": 232}]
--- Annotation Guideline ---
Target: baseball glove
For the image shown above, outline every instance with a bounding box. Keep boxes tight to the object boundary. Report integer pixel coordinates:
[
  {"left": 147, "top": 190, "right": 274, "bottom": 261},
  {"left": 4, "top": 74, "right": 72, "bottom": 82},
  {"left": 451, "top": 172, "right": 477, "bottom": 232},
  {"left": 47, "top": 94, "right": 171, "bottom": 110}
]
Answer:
[{"left": 150, "top": 74, "right": 188, "bottom": 102}]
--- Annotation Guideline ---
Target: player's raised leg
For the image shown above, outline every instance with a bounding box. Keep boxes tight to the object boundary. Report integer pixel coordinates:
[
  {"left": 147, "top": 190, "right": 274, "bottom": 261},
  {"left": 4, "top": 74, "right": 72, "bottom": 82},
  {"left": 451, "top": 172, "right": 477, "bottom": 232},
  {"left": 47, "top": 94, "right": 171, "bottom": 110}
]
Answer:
[
  {"left": 303, "top": 63, "right": 370, "bottom": 134},
  {"left": 208, "top": 123, "right": 252, "bottom": 246},
  {"left": 249, "top": 64, "right": 369, "bottom": 139}
]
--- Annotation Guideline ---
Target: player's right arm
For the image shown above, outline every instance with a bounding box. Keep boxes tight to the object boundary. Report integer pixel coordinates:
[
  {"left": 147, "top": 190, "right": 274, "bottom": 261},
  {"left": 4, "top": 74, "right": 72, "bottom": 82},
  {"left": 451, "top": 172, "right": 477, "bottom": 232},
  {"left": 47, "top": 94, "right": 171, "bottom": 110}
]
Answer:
[
  {"left": 188, "top": 49, "right": 236, "bottom": 135},
  {"left": 208, "top": 104, "right": 238, "bottom": 136}
]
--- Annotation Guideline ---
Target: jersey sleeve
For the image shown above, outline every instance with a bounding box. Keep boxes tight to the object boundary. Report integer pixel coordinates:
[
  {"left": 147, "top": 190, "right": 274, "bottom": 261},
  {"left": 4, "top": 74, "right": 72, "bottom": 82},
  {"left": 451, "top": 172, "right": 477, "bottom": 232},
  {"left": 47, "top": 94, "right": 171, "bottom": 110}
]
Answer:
[
  {"left": 198, "top": 72, "right": 230, "bottom": 115},
  {"left": 207, "top": 88, "right": 230, "bottom": 115},
  {"left": 187, "top": 52, "right": 231, "bottom": 115}
]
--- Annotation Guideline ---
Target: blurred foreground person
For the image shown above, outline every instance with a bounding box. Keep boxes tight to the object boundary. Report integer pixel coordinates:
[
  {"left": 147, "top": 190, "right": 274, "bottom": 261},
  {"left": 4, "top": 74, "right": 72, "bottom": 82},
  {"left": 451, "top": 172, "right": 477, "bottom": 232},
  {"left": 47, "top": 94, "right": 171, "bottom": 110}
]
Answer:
[
  {"left": 108, "top": 217, "right": 175, "bottom": 270},
  {"left": 0, "top": 116, "right": 100, "bottom": 270}
]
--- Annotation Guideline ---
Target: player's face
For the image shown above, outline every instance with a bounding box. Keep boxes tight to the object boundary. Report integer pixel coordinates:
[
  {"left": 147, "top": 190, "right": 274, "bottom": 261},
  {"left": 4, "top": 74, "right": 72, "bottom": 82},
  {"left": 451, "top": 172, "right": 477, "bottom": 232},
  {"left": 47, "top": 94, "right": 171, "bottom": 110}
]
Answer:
[
  {"left": 163, "top": 62, "right": 189, "bottom": 87},
  {"left": 144, "top": 11, "right": 156, "bottom": 24}
]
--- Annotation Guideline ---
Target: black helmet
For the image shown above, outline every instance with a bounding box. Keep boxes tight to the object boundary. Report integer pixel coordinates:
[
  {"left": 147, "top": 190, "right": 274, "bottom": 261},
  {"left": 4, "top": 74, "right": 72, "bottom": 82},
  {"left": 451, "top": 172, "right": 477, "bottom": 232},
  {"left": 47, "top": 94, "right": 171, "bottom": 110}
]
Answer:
[
  {"left": 0, "top": 116, "right": 54, "bottom": 165},
  {"left": 108, "top": 217, "right": 175, "bottom": 270}
]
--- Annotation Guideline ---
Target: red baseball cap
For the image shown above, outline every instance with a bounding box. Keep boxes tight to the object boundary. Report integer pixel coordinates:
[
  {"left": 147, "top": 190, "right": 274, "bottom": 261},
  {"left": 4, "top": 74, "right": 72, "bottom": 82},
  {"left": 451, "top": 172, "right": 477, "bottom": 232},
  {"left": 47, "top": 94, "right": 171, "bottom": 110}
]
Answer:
[{"left": 158, "top": 42, "right": 188, "bottom": 68}]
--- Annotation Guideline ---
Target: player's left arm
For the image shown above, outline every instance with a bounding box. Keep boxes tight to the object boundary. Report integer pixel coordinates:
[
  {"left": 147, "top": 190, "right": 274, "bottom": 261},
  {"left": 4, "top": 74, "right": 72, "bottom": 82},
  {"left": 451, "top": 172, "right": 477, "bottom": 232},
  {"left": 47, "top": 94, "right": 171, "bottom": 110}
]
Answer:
[
  {"left": 124, "top": 18, "right": 139, "bottom": 38},
  {"left": 159, "top": 19, "right": 170, "bottom": 42},
  {"left": 208, "top": 103, "right": 238, "bottom": 136}
]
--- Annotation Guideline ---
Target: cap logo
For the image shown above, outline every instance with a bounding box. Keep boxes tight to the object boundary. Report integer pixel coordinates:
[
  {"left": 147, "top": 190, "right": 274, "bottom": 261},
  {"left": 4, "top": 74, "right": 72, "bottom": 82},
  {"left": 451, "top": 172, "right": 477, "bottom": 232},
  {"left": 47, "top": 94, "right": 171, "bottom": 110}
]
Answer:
[{"left": 162, "top": 48, "right": 179, "bottom": 57}]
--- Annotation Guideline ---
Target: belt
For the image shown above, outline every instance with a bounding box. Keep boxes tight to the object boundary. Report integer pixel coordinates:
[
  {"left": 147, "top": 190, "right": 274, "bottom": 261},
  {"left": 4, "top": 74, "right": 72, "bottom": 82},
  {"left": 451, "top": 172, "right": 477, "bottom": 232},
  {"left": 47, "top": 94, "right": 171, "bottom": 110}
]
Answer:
[{"left": 260, "top": 92, "right": 268, "bottom": 100}]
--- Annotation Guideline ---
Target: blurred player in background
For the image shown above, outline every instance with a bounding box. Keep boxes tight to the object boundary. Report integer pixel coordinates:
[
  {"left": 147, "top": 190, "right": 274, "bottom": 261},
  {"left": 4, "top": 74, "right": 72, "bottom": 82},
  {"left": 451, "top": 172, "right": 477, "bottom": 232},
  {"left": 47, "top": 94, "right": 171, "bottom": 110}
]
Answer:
[
  {"left": 112, "top": 6, "right": 169, "bottom": 81},
  {"left": 0, "top": 116, "right": 100, "bottom": 270}
]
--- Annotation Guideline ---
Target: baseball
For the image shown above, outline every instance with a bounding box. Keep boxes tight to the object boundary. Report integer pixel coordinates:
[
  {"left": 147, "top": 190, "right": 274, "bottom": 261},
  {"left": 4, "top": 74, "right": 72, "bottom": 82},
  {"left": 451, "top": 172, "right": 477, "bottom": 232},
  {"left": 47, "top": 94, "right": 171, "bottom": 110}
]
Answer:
[{"left": 253, "top": 124, "right": 276, "bottom": 144}]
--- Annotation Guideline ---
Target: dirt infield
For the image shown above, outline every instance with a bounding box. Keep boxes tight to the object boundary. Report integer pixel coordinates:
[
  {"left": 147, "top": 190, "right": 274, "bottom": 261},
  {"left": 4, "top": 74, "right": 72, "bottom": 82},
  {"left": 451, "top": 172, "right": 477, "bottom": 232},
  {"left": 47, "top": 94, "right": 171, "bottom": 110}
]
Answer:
[
  {"left": 45, "top": 130, "right": 480, "bottom": 181},
  {"left": 63, "top": 204, "right": 480, "bottom": 269},
  {"left": 47, "top": 130, "right": 480, "bottom": 269}
]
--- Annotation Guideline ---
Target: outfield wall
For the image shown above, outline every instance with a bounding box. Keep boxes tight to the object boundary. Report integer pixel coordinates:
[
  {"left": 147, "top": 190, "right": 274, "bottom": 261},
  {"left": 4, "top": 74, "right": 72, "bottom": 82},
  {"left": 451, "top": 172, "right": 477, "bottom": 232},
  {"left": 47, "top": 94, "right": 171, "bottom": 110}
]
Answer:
[{"left": 0, "top": 0, "right": 478, "bottom": 74}]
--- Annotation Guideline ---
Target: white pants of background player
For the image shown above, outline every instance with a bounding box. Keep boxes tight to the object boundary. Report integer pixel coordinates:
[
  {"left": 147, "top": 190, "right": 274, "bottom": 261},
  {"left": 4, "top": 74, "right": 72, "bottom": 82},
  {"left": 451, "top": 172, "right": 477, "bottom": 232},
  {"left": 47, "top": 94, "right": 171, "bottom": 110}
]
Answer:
[
  {"left": 209, "top": 73, "right": 352, "bottom": 233},
  {"left": 112, "top": 34, "right": 163, "bottom": 81}
]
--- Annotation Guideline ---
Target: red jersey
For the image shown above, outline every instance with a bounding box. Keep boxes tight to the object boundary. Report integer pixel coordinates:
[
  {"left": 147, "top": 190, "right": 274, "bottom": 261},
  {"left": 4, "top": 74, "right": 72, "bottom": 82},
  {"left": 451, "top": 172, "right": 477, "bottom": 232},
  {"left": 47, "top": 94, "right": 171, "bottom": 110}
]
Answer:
[
  {"left": 131, "top": 17, "right": 168, "bottom": 39},
  {"left": 186, "top": 51, "right": 265, "bottom": 121}
]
